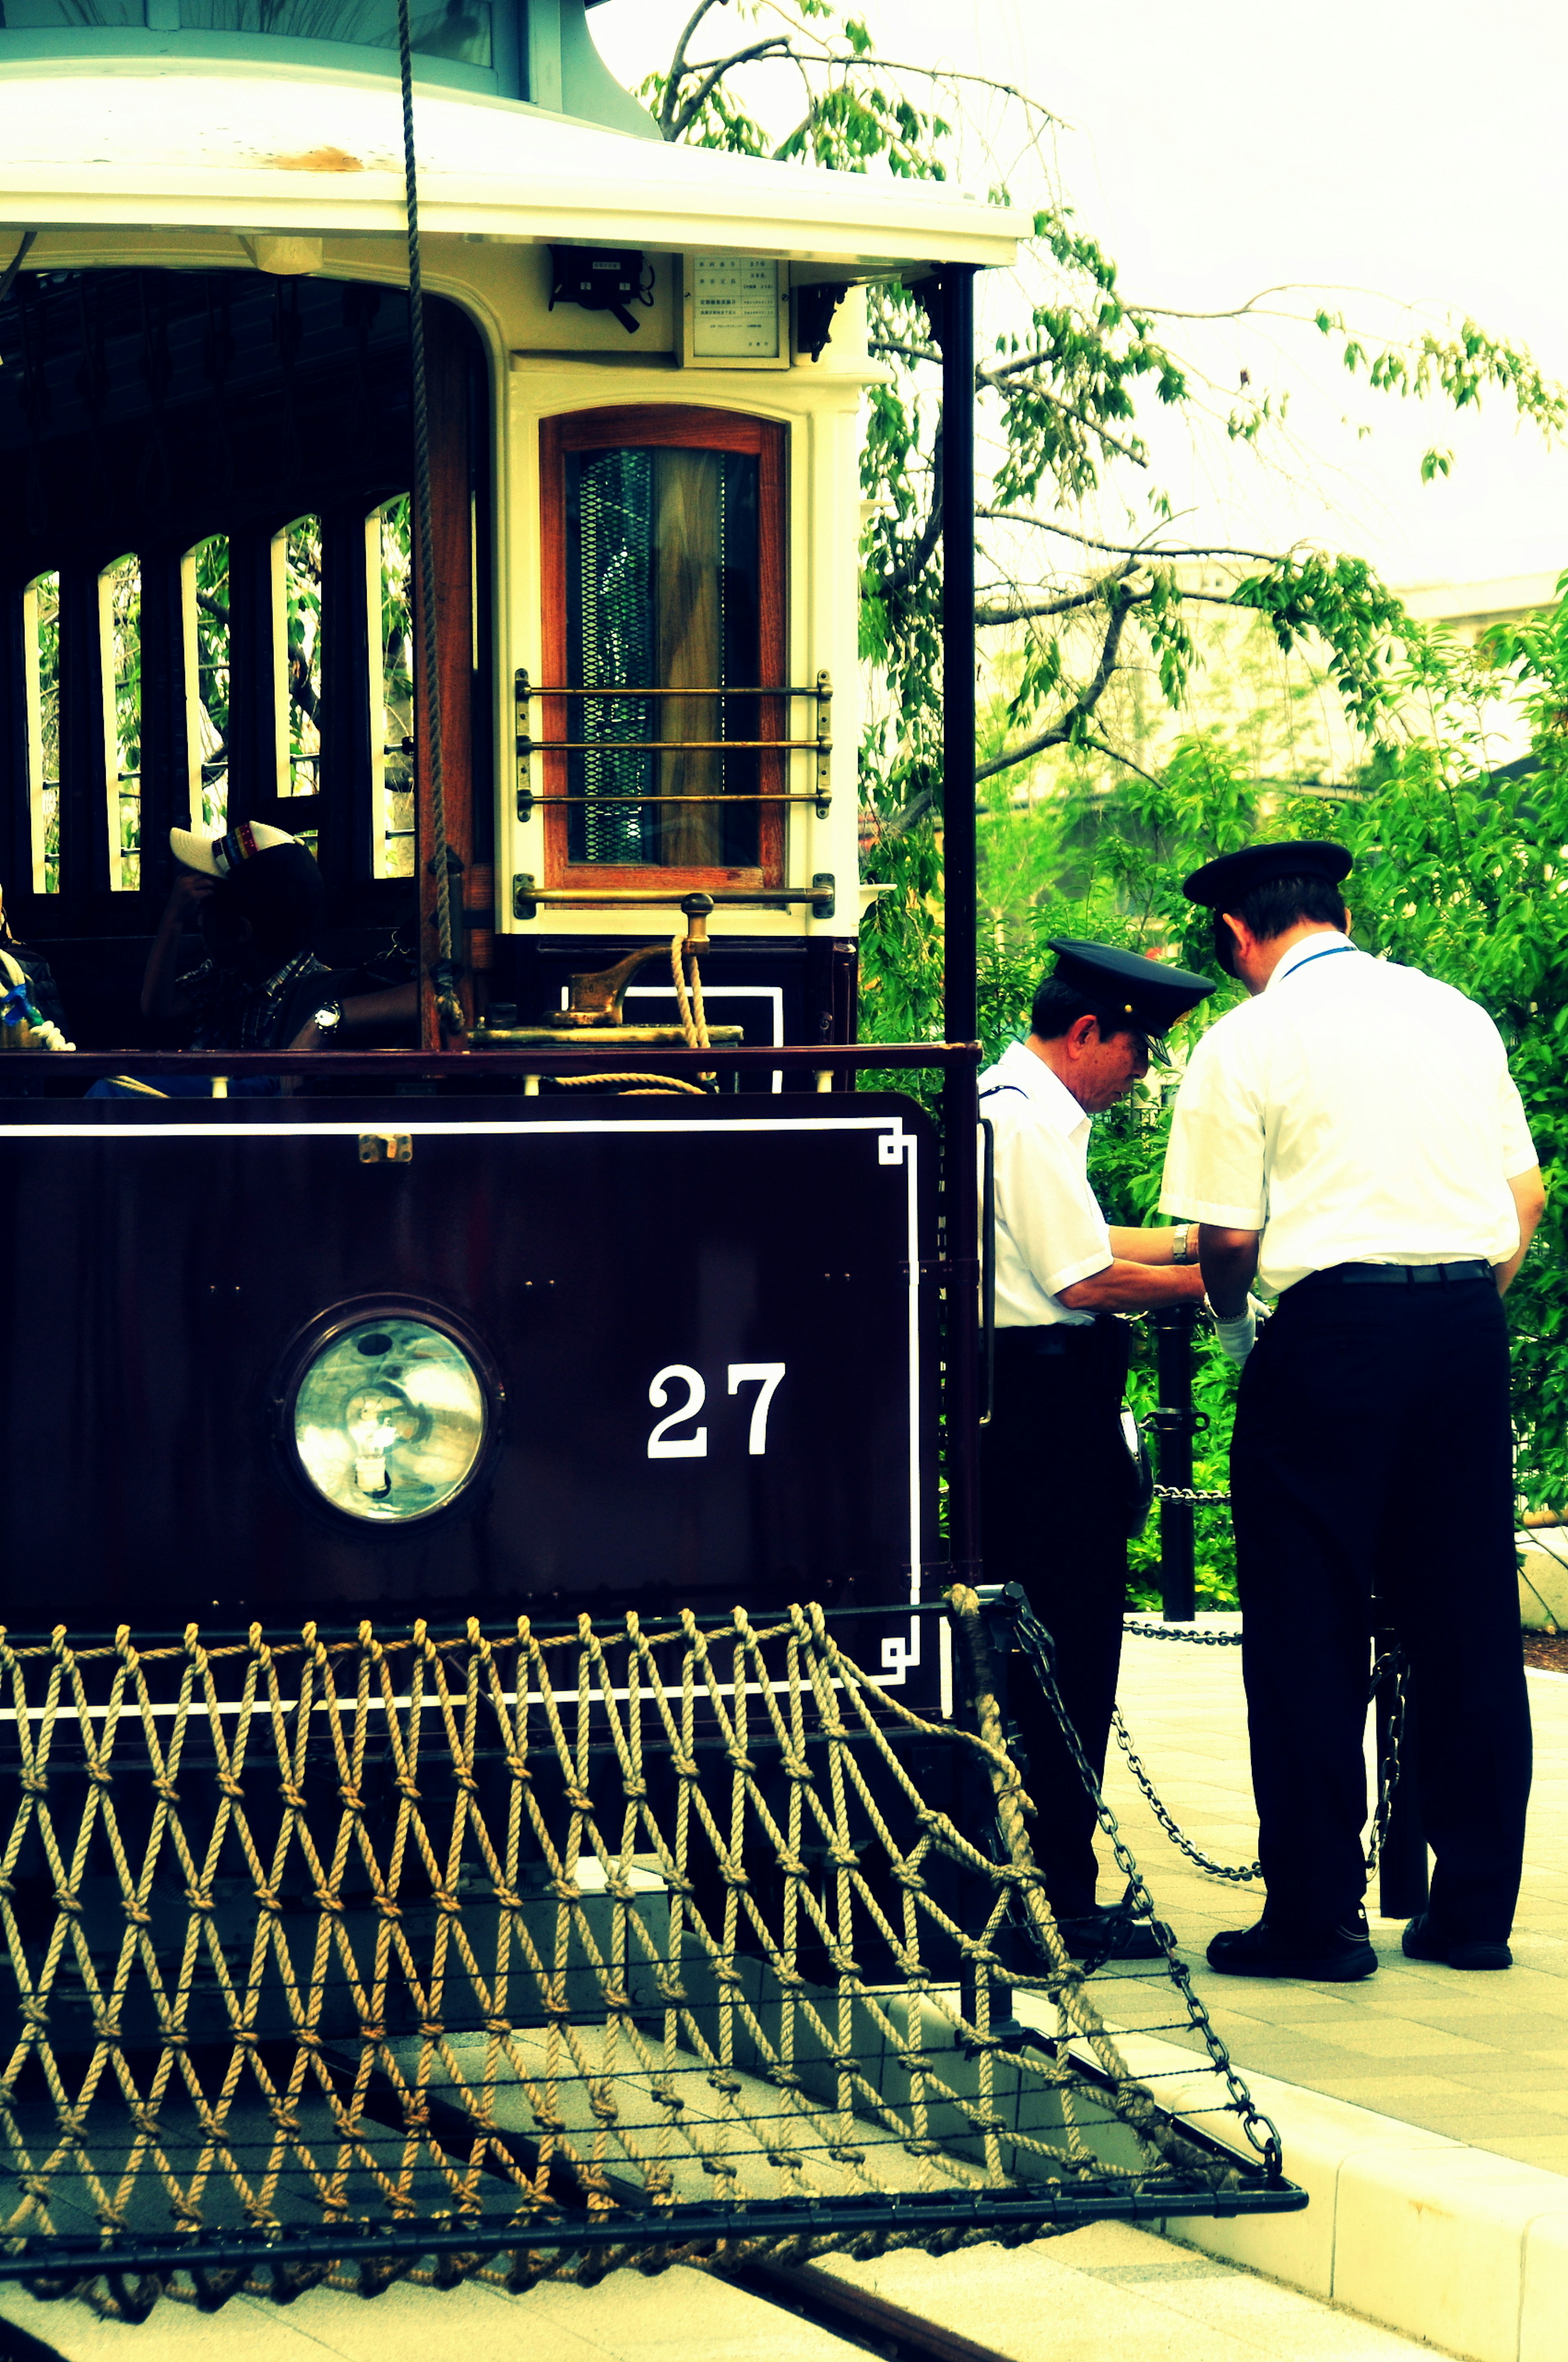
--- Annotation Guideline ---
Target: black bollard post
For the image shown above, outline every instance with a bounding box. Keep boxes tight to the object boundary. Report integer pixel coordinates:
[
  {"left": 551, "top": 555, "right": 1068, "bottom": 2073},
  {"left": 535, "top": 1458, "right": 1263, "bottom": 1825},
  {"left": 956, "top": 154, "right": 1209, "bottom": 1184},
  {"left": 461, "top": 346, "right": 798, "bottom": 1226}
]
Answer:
[
  {"left": 1374, "top": 1635, "right": 1429, "bottom": 1919},
  {"left": 1152, "top": 1304, "right": 1198, "bottom": 1622}
]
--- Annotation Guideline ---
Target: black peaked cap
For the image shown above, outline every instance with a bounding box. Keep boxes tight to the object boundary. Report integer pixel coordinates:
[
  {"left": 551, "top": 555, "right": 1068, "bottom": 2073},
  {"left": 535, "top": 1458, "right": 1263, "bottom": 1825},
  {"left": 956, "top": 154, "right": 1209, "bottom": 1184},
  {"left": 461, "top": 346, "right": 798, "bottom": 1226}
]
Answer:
[
  {"left": 1047, "top": 939, "right": 1214, "bottom": 1034},
  {"left": 1182, "top": 838, "right": 1352, "bottom": 908}
]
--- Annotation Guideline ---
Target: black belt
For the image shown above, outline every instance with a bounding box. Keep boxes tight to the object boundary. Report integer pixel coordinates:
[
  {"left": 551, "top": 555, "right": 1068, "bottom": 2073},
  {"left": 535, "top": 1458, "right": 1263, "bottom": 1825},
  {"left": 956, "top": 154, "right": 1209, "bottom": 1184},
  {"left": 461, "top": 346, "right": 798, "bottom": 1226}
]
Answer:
[
  {"left": 1301, "top": 1259, "right": 1492, "bottom": 1289},
  {"left": 996, "top": 1319, "right": 1126, "bottom": 1359}
]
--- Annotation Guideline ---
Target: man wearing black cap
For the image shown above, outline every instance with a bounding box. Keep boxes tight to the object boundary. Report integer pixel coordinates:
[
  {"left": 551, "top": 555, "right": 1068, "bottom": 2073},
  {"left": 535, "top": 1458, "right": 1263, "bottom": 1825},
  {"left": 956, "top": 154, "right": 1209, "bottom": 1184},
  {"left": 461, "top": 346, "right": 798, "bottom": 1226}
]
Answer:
[
  {"left": 1162, "top": 842, "right": 1544, "bottom": 1979},
  {"left": 981, "top": 939, "right": 1214, "bottom": 1960}
]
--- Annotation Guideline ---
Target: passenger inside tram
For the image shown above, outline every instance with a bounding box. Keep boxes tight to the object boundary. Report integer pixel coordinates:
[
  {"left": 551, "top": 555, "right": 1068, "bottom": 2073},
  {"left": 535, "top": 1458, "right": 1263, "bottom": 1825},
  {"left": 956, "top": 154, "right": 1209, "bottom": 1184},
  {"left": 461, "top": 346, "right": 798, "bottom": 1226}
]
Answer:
[
  {"left": 89, "top": 825, "right": 415, "bottom": 1096},
  {"left": 0, "top": 890, "right": 71, "bottom": 1052}
]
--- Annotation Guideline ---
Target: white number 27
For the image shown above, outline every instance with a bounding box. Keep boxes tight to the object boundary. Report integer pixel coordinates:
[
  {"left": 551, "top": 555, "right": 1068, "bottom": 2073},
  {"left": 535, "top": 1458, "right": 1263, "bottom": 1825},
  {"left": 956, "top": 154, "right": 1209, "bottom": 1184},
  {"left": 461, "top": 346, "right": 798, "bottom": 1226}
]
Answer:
[{"left": 646, "top": 1362, "right": 786, "bottom": 1459}]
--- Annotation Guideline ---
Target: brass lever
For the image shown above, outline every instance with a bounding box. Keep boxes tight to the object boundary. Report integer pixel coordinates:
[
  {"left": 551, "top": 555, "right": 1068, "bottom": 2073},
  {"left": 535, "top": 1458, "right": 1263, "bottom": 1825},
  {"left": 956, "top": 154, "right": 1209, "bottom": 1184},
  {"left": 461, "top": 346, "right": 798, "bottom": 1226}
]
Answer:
[{"left": 549, "top": 894, "right": 717, "bottom": 1028}]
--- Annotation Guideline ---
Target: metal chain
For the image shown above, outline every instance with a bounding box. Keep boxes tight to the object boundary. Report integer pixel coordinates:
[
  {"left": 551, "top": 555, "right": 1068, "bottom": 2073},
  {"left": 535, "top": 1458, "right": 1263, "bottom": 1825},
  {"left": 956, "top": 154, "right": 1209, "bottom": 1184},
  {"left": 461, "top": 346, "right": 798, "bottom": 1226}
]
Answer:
[
  {"left": 1152, "top": 1485, "right": 1231, "bottom": 1506},
  {"left": 1110, "top": 1708, "right": 1262, "bottom": 1884},
  {"left": 1109, "top": 1635, "right": 1409, "bottom": 1886},
  {"left": 1008, "top": 1599, "right": 1285, "bottom": 2178},
  {"left": 1364, "top": 1650, "right": 1405, "bottom": 1873},
  {"left": 1123, "top": 1619, "right": 1242, "bottom": 1646}
]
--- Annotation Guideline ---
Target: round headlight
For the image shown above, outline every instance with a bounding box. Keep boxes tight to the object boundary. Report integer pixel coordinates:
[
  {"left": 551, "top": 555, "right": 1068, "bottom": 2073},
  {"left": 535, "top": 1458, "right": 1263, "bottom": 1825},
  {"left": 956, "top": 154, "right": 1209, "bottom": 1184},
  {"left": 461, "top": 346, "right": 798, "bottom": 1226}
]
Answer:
[{"left": 290, "top": 1314, "right": 488, "bottom": 1523}]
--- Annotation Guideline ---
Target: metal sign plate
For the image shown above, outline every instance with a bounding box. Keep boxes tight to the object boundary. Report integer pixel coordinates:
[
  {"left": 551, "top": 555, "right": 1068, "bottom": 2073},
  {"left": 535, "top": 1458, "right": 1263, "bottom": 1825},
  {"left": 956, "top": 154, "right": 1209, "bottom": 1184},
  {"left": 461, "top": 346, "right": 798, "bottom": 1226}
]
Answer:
[{"left": 0, "top": 1097, "right": 941, "bottom": 1697}]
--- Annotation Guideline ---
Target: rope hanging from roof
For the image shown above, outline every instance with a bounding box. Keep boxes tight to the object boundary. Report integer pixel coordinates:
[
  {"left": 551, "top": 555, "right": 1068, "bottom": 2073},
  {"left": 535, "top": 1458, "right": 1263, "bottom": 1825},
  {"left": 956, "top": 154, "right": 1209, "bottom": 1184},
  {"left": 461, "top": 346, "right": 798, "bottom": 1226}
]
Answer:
[{"left": 396, "top": 0, "right": 463, "bottom": 1040}]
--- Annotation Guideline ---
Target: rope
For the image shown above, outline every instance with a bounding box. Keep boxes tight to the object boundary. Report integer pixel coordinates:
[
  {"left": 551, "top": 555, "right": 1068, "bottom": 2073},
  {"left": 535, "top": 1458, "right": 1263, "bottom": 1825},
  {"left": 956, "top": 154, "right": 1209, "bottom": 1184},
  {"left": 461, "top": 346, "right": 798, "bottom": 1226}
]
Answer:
[
  {"left": 395, "top": 0, "right": 462, "bottom": 1039},
  {"left": 0, "top": 1603, "right": 1287, "bottom": 2316},
  {"left": 538, "top": 934, "right": 715, "bottom": 1099},
  {"left": 670, "top": 932, "right": 716, "bottom": 1088},
  {"left": 553, "top": 1074, "right": 707, "bottom": 1097}
]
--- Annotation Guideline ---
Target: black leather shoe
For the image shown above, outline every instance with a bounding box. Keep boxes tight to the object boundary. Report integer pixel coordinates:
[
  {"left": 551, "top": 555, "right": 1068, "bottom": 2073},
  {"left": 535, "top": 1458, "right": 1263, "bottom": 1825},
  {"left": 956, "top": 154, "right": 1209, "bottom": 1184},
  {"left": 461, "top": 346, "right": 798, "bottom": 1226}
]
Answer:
[
  {"left": 1053, "top": 1903, "right": 1171, "bottom": 1965},
  {"left": 1207, "top": 1914, "right": 1377, "bottom": 1981},
  {"left": 1402, "top": 1912, "right": 1512, "bottom": 1971}
]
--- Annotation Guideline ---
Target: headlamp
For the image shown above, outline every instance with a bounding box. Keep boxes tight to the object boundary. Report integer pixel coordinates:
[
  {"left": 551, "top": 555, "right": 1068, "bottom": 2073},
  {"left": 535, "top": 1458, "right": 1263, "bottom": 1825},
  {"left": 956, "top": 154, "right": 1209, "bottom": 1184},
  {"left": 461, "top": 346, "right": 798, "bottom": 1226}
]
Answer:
[{"left": 288, "top": 1314, "right": 488, "bottom": 1523}]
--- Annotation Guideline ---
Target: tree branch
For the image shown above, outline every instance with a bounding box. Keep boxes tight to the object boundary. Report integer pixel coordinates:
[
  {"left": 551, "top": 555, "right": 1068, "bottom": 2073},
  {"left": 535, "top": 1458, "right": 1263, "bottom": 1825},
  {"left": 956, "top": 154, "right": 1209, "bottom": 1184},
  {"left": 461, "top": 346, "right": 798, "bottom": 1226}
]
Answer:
[
  {"left": 974, "top": 590, "right": 1134, "bottom": 782},
  {"left": 866, "top": 344, "right": 1152, "bottom": 468},
  {"left": 975, "top": 573, "right": 1136, "bottom": 628},
  {"left": 978, "top": 506, "right": 1293, "bottom": 566},
  {"left": 662, "top": 36, "right": 795, "bottom": 138},
  {"left": 659, "top": 0, "right": 731, "bottom": 136},
  {"left": 974, "top": 367, "right": 1149, "bottom": 466},
  {"left": 873, "top": 418, "right": 943, "bottom": 600}
]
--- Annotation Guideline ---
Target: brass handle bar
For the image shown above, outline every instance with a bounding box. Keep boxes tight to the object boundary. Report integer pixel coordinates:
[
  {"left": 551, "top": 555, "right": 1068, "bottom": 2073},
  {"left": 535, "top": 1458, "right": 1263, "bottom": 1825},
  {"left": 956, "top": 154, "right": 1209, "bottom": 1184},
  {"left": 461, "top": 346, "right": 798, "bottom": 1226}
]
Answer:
[
  {"left": 521, "top": 885, "right": 834, "bottom": 905},
  {"left": 517, "top": 740, "right": 822, "bottom": 755},
  {"left": 519, "top": 792, "right": 830, "bottom": 806},
  {"left": 519, "top": 684, "right": 827, "bottom": 699}
]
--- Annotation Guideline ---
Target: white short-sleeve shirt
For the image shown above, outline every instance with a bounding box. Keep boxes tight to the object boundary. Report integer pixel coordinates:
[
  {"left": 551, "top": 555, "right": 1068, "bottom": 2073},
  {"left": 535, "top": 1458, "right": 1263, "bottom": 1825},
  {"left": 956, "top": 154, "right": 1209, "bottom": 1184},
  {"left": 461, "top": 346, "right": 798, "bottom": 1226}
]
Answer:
[
  {"left": 1158, "top": 933, "right": 1537, "bottom": 1295},
  {"left": 979, "top": 1039, "right": 1112, "bottom": 1328}
]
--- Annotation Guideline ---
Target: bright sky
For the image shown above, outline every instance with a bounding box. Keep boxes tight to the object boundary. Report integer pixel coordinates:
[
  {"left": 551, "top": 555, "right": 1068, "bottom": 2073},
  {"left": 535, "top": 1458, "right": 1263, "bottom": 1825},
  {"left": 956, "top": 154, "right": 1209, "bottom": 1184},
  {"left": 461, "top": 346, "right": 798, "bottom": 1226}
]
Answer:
[{"left": 591, "top": 0, "right": 1568, "bottom": 593}]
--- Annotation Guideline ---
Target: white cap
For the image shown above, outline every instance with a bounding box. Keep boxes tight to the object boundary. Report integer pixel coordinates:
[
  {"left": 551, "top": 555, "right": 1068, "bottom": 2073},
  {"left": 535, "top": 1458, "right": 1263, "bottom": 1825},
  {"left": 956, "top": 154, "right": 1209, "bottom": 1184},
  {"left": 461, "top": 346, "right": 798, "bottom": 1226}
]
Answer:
[{"left": 170, "top": 821, "right": 302, "bottom": 878}]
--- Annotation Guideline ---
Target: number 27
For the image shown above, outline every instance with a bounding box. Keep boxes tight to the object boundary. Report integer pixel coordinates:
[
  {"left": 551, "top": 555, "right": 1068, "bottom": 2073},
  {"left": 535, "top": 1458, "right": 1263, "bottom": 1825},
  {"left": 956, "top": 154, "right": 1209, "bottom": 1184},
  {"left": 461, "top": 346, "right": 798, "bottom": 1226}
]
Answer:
[{"left": 647, "top": 1363, "right": 785, "bottom": 1459}]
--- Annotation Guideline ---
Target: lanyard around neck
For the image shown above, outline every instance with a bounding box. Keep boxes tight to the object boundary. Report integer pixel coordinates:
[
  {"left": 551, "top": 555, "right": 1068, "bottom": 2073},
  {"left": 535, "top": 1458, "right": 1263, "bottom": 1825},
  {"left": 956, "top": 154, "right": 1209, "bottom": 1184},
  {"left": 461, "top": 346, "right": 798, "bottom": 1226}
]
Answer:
[{"left": 1279, "top": 943, "right": 1353, "bottom": 982}]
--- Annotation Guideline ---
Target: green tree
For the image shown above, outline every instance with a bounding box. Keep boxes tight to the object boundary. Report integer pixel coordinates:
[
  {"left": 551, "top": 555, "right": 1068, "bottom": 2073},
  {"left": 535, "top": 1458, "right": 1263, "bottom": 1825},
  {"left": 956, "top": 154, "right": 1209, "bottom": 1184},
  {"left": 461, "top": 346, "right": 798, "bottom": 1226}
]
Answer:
[{"left": 628, "top": 1, "right": 1563, "bottom": 1047}]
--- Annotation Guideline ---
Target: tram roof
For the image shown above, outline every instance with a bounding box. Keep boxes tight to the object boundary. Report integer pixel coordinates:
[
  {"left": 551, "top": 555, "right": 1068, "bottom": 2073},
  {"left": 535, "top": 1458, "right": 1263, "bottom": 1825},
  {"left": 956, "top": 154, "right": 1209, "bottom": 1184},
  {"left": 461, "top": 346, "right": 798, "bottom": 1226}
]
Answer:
[{"left": 0, "top": 60, "right": 1028, "bottom": 271}]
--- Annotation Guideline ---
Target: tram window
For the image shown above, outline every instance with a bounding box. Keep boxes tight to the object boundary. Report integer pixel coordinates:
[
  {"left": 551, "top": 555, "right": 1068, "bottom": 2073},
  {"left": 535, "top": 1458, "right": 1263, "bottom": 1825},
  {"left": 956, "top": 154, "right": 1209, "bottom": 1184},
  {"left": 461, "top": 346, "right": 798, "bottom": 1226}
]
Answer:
[
  {"left": 282, "top": 516, "right": 323, "bottom": 804},
  {"left": 178, "top": 0, "right": 493, "bottom": 67},
  {"left": 99, "top": 554, "right": 142, "bottom": 893},
  {"left": 568, "top": 446, "right": 760, "bottom": 868},
  {"left": 185, "top": 535, "right": 231, "bottom": 834},
  {"left": 374, "top": 495, "right": 416, "bottom": 881},
  {"left": 541, "top": 410, "right": 784, "bottom": 886},
  {"left": 21, "top": 572, "right": 60, "bottom": 897}
]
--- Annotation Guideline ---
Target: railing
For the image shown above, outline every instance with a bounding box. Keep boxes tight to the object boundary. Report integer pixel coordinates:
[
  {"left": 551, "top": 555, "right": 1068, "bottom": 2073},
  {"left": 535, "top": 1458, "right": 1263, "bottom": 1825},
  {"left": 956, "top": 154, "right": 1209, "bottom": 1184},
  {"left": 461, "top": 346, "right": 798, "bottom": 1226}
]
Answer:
[{"left": 513, "top": 669, "right": 833, "bottom": 822}]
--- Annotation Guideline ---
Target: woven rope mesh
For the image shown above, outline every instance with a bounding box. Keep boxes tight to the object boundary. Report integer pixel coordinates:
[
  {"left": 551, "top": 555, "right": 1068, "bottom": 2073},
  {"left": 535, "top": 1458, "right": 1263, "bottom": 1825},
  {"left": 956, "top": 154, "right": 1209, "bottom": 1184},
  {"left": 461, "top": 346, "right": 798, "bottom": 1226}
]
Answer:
[{"left": 0, "top": 1600, "right": 1285, "bottom": 2315}]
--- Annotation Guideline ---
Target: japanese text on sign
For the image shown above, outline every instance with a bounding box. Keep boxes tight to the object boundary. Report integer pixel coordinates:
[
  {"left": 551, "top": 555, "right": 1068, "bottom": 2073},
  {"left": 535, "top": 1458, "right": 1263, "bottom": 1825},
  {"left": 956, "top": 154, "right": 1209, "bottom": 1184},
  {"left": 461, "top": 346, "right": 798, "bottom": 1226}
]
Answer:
[{"left": 691, "top": 257, "right": 781, "bottom": 359}]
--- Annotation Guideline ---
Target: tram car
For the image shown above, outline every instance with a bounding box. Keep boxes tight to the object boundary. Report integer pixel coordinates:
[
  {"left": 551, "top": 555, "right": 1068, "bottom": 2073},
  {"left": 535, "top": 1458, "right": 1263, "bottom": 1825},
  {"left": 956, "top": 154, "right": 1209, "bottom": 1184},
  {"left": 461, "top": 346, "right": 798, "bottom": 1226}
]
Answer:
[
  {"left": 0, "top": 0, "right": 1021, "bottom": 1654},
  {"left": 0, "top": 27, "right": 1315, "bottom": 2306}
]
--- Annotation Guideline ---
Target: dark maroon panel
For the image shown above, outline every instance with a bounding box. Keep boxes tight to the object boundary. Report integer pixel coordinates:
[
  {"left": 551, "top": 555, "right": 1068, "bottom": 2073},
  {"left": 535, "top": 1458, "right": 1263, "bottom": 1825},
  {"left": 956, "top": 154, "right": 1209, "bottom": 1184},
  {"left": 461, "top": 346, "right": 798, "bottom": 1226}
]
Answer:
[{"left": 0, "top": 1095, "right": 935, "bottom": 1634}]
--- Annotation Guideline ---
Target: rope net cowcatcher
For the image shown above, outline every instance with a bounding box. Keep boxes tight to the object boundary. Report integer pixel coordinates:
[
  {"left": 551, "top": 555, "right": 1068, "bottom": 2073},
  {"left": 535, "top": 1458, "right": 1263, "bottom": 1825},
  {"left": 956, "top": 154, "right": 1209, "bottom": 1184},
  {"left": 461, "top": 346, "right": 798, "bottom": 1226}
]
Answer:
[{"left": 0, "top": 1593, "right": 1300, "bottom": 2320}]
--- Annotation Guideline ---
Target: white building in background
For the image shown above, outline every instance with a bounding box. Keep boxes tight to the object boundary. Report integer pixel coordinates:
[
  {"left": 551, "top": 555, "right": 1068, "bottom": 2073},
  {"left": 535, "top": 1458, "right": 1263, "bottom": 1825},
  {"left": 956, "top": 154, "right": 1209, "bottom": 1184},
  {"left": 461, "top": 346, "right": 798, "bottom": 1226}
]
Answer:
[{"left": 1397, "top": 571, "right": 1563, "bottom": 646}]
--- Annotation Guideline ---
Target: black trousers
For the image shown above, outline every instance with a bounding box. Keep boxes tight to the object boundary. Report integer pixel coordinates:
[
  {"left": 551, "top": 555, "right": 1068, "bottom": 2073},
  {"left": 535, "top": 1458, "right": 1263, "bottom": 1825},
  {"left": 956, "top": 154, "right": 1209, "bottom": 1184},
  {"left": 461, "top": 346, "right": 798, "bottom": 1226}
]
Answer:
[
  {"left": 1232, "top": 1270, "right": 1532, "bottom": 1941},
  {"left": 980, "top": 1321, "right": 1134, "bottom": 1916}
]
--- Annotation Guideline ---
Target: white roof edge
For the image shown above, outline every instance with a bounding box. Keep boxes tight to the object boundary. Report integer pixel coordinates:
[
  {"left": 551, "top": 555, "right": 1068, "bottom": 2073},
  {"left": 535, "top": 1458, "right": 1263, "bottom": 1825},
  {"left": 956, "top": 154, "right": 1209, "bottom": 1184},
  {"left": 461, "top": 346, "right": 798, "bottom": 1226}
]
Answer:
[{"left": 0, "top": 59, "right": 1029, "bottom": 268}]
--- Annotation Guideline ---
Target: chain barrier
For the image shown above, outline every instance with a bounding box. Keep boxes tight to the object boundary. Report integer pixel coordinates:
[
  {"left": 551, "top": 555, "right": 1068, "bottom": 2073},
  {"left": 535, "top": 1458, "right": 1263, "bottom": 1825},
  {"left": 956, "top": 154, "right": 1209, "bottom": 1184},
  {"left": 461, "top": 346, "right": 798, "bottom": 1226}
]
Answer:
[
  {"left": 1123, "top": 1620, "right": 1241, "bottom": 1647},
  {"left": 1004, "top": 1599, "right": 1284, "bottom": 2179},
  {"left": 1109, "top": 1631, "right": 1408, "bottom": 1886},
  {"left": 1151, "top": 1487, "right": 1231, "bottom": 1507},
  {"left": 1109, "top": 1710, "right": 1262, "bottom": 1885}
]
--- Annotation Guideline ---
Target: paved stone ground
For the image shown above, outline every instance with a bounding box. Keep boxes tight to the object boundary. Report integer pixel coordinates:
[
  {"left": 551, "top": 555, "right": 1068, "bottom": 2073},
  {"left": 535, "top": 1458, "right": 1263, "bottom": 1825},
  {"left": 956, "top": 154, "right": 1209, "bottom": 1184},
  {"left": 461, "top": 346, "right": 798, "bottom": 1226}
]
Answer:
[
  {"left": 0, "top": 2228, "right": 1453, "bottom": 2362},
  {"left": 1101, "top": 1627, "right": 1568, "bottom": 2171}
]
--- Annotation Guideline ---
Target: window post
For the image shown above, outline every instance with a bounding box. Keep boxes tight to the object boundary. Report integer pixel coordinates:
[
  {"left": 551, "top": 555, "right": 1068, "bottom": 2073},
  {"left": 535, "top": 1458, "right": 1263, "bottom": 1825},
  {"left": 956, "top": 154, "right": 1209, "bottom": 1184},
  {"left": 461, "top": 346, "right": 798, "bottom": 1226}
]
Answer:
[{"left": 937, "top": 262, "right": 982, "bottom": 1584}]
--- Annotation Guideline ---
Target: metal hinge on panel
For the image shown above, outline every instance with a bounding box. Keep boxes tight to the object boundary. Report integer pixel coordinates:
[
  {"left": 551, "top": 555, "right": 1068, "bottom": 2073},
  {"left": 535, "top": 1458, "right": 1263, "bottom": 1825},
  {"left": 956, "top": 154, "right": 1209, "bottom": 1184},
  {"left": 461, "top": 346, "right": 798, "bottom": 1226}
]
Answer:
[
  {"left": 359, "top": 1133, "right": 412, "bottom": 1164},
  {"left": 513, "top": 873, "right": 538, "bottom": 922}
]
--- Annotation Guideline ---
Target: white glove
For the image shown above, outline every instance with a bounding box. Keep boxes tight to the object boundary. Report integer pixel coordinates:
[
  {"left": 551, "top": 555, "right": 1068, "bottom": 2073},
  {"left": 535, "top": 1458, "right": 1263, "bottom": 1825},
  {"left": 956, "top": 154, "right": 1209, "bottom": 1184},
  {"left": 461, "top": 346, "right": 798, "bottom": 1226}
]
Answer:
[{"left": 1211, "top": 1294, "right": 1267, "bottom": 1363}]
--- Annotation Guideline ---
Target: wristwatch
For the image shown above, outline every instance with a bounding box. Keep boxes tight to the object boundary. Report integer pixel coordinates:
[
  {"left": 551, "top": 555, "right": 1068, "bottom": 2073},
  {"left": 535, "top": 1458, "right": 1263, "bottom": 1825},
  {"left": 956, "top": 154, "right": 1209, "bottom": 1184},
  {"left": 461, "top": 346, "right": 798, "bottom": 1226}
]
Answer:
[
  {"left": 312, "top": 1001, "right": 343, "bottom": 1037},
  {"left": 1172, "top": 1223, "right": 1196, "bottom": 1265}
]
